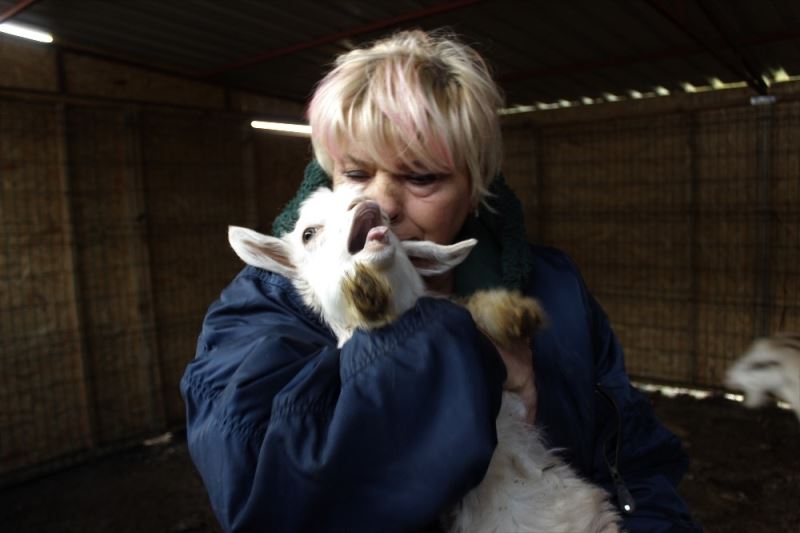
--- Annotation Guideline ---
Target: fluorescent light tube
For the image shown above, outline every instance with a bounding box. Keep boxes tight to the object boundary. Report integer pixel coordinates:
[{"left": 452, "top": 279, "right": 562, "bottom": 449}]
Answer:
[
  {"left": 0, "top": 22, "right": 53, "bottom": 43},
  {"left": 251, "top": 120, "right": 311, "bottom": 135}
]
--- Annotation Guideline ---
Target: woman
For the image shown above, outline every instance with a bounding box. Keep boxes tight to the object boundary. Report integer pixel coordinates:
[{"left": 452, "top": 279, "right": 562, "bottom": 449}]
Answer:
[{"left": 182, "top": 30, "right": 701, "bottom": 532}]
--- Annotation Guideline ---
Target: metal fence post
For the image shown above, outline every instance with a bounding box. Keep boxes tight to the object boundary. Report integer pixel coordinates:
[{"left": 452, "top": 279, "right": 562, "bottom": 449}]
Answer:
[
  {"left": 752, "top": 95, "right": 776, "bottom": 337},
  {"left": 122, "top": 108, "right": 166, "bottom": 433}
]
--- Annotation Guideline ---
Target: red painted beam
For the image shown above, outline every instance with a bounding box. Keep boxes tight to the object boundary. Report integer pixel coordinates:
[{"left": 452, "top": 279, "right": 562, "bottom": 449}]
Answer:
[
  {"left": 499, "top": 27, "right": 800, "bottom": 84},
  {"left": 202, "top": 0, "right": 483, "bottom": 78},
  {"left": 0, "top": 0, "right": 42, "bottom": 24},
  {"left": 644, "top": 0, "right": 767, "bottom": 94},
  {"left": 499, "top": 45, "right": 699, "bottom": 83}
]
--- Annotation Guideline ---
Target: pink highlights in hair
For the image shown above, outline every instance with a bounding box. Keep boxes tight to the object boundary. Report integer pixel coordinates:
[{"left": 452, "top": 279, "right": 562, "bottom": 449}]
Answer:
[
  {"left": 310, "top": 57, "right": 455, "bottom": 176},
  {"left": 307, "top": 30, "right": 503, "bottom": 204}
]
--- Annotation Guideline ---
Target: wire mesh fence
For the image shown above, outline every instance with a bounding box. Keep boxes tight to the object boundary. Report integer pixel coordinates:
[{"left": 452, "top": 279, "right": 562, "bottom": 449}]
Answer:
[
  {"left": 1, "top": 93, "right": 798, "bottom": 484},
  {"left": 0, "top": 96, "right": 310, "bottom": 484},
  {"left": 504, "top": 99, "right": 800, "bottom": 388}
]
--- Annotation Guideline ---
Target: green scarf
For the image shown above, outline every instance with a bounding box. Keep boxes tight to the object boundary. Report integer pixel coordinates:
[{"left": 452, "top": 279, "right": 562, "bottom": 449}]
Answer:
[{"left": 271, "top": 160, "right": 532, "bottom": 296}]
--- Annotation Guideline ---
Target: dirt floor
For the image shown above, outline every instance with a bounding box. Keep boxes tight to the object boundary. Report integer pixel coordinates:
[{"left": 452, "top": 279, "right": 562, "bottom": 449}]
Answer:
[{"left": 2, "top": 392, "right": 799, "bottom": 533}]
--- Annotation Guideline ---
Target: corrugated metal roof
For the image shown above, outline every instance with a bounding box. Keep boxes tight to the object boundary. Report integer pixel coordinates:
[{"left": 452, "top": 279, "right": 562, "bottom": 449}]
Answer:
[{"left": 2, "top": 0, "right": 799, "bottom": 107}]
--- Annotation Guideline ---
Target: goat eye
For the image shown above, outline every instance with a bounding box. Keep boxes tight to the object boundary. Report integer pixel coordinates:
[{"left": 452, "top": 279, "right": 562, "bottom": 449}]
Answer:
[
  {"left": 302, "top": 227, "right": 317, "bottom": 243},
  {"left": 749, "top": 360, "right": 781, "bottom": 370}
]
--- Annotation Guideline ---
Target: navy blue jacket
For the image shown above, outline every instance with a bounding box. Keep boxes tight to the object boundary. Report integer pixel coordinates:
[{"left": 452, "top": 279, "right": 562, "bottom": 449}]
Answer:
[
  {"left": 183, "top": 159, "right": 699, "bottom": 532},
  {"left": 181, "top": 244, "right": 700, "bottom": 532}
]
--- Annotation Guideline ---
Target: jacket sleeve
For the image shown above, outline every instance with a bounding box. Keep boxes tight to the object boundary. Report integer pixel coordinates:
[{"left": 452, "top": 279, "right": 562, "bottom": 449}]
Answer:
[
  {"left": 180, "top": 266, "right": 506, "bottom": 533},
  {"left": 588, "top": 291, "right": 702, "bottom": 532}
]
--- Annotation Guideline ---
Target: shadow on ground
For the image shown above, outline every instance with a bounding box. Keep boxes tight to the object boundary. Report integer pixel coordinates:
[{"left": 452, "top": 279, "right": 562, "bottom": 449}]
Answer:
[{"left": 2, "top": 393, "right": 798, "bottom": 532}]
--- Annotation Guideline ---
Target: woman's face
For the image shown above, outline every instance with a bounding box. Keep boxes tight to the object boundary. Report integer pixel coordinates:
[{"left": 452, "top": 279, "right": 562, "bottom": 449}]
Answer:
[{"left": 332, "top": 154, "right": 473, "bottom": 245}]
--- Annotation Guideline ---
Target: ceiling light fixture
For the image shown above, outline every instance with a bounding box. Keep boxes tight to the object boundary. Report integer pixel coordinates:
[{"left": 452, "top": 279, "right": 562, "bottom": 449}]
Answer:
[
  {"left": 251, "top": 120, "right": 311, "bottom": 136},
  {"left": 0, "top": 21, "right": 53, "bottom": 43},
  {"left": 498, "top": 105, "right": 536, "bottom": 115},
  {"left": 772, "top": 67, "right": 789, "bottom": 83}
]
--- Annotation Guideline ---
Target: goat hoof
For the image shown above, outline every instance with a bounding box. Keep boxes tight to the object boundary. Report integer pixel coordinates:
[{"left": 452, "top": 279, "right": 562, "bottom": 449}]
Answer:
[{"left": 465, "top": 289, "right": 546, "bottom": 347}]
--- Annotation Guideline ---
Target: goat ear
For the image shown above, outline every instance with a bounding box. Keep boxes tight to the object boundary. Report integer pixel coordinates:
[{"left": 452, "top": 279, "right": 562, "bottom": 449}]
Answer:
[
  {"left": 228, "top": 226, "right": 296, "bottom": 278},
  {"left": 401, "top": 238, "right": 478, "bottom": 277}
]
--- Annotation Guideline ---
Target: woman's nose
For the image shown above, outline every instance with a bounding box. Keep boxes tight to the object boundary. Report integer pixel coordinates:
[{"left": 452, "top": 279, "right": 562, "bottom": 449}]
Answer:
[{"left": 365, "top": 172, "right": 402, "bottom": 224}]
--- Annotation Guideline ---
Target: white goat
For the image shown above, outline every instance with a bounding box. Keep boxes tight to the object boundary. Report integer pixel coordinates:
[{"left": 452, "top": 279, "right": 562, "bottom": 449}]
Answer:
[
  {"left": 229, "top": 185, "right": 621, "bottom": 533},
  {"left": 725, "top": 333, "right": 800, "bottom": 422}
]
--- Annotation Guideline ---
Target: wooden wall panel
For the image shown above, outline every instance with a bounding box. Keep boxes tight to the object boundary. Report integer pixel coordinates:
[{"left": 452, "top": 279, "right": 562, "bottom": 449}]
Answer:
[
  {"left": 769, "top": 103, "right": 800, "bottom": 335},
  {"left": 502, "top": 100, "right": 799, "bottom": 387},
  {"left": 691, "top": 108, "right": 761, "bottom": 384},
  {"left": 230, "top": 90, "right": 305, "bottom": 117},
  {"left": 504, "top": 114, "right": 695, "bottom": 383},
  {"left": 3, "top": 42, "right": 800, "bottom": 480},
  {"left": 63, "top": 53, "right": 226, "bottom": 109},
  {"left": 0, "top": 35, "right": 57, "bottom": 92},
  {"left": 0, "top": 43, "right": 321, "bottom": 480},
  {"left": 0, "top": 100, "right": 90, "bottom": 473},
  {"left": 139, "top": 111, "right": 247, "bottom": 423},
  {"left": 251, "top": 131, "right": 313, "bottom": 234},
  {"left": 65, "top": 106, "right": 161, "bottom": 442}
]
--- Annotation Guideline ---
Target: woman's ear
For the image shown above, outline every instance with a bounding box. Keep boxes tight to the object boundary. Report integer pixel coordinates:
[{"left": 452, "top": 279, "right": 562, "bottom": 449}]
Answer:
[{"left": 470, "top": 193, "right": 482, "bottom": 217}]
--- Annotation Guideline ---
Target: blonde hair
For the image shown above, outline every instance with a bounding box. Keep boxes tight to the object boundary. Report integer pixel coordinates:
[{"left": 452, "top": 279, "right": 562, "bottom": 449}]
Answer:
[{"left": 307, "top": 29, "right": 504, "bottom": 205}]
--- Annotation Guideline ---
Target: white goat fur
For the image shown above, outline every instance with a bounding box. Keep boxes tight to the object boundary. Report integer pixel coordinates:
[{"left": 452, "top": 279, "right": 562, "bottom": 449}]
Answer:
[
  {"left": 229, "top": 185, "right": 621, "bottom": 533},
  {"left": 726, "top": 333, "right": 800, "bottom": 422}
]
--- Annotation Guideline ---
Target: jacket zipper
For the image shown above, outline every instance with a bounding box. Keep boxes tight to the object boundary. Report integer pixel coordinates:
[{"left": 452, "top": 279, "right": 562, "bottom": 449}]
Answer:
[{"left": 595, "top": 384, "right": 636, "bottom": 515}]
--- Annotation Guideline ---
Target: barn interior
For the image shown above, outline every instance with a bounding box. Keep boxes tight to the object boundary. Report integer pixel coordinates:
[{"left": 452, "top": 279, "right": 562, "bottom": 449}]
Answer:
[{"left": 1, "top": 1, "right": 799, "bottom": 532}]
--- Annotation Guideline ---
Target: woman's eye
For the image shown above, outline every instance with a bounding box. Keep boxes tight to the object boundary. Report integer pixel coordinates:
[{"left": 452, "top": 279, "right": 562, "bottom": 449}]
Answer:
[
  {"left": 343, "top": 170, "right": 371, "bottom": 181},
  {"left": 407, "top": 173, "right": 439, "bottom": 186},
  {"left": 302, "top": 227, "right": 317, "bottom": 243}
]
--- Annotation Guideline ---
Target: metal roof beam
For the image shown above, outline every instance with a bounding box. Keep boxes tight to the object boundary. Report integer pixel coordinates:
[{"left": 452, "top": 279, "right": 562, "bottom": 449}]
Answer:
[
  {"left": 498, "top": 23, "right": 800, "bottom": 87},
  {"left": 644, "top": 0, "right": 768, "bottom": 94},
  {"left": 695, "top": 0, "right": 769, "bottom": 93},
  {"left": 202, "top": 0, "right": 484, "bottom": 79},
  {"left": 0, "top": 0, "right": 42, "bottom": 24},
  {"left": 499, "top": 44, "right": 700, "bottom": 83}
]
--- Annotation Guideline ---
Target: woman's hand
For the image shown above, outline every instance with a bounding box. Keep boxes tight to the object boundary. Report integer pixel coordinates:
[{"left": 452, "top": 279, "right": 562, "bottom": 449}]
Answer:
[
  {"left": 492, "top": 337, "right": 537, "bottom": 424},
  {"left": 463, "top": 290, "right": 544, "bottom": 425}
]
